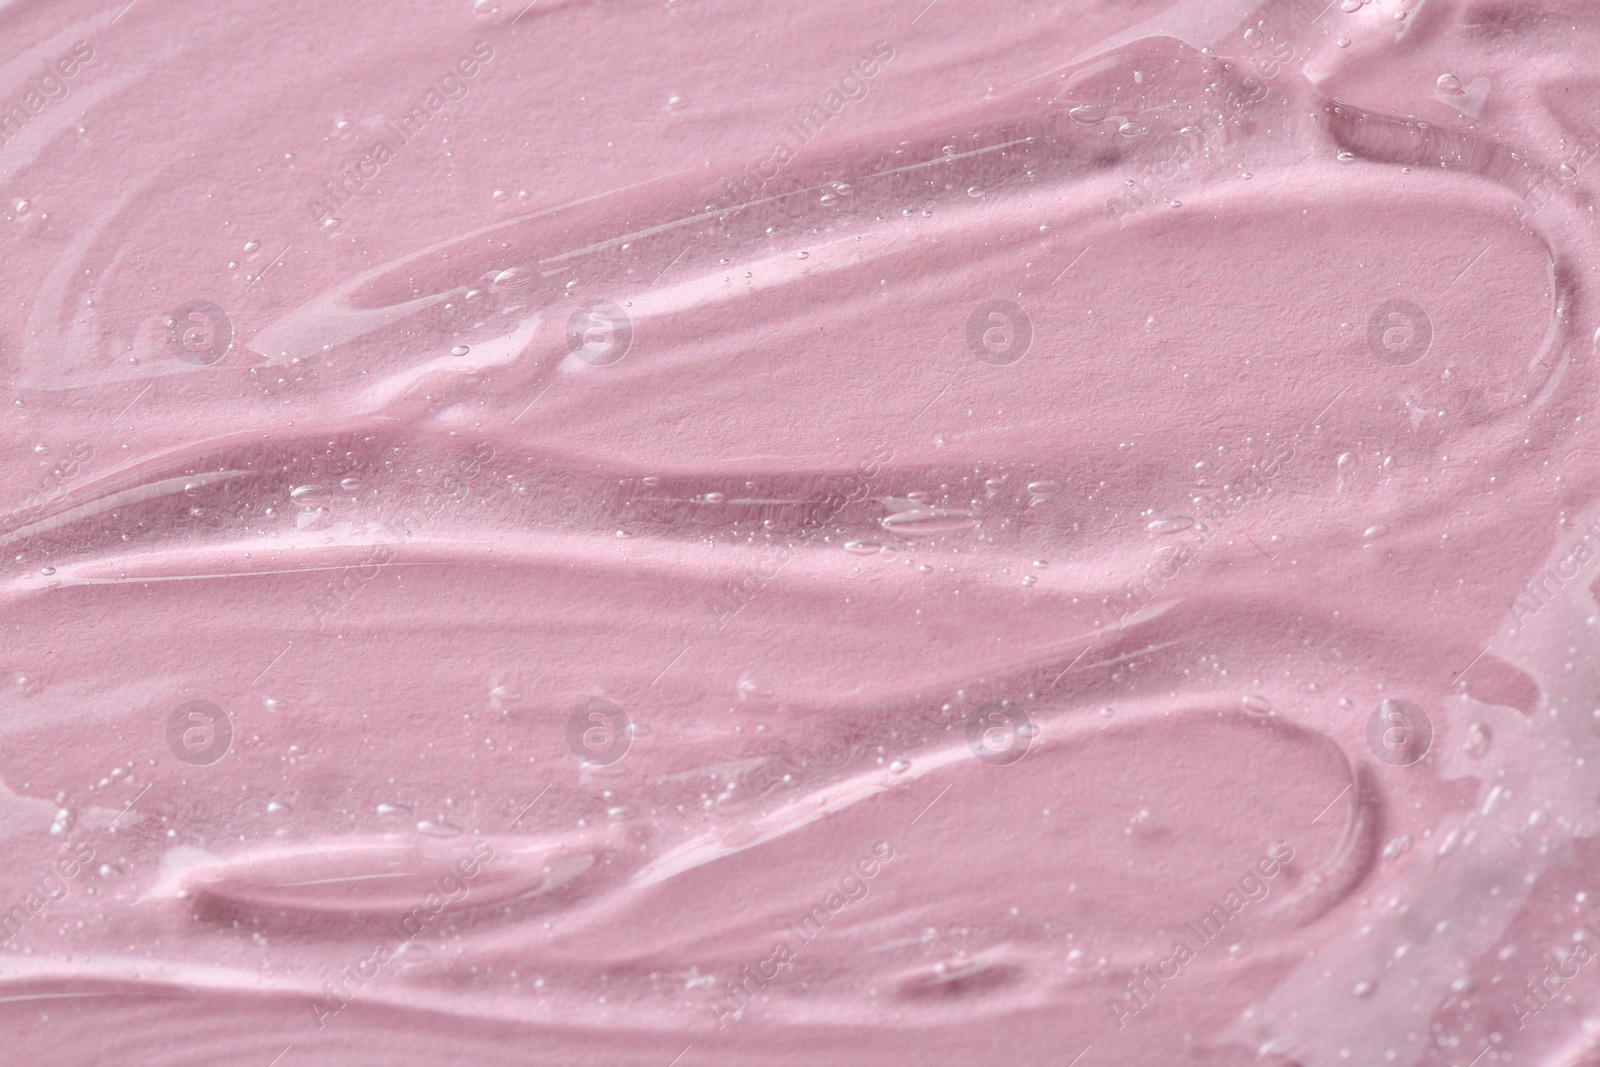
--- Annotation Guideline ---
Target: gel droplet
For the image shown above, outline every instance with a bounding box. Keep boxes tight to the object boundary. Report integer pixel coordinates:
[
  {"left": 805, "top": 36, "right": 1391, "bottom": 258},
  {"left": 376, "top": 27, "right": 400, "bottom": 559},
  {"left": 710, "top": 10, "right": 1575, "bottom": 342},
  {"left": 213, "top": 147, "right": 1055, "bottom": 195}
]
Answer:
[
  {"left": 295, "top": 507, "right": 332, "bottom": 531},
  {"left": 492, "top": 266, "right": 537, "bottom": 289},
  {"left": 290, "top": 484, "right": 330, "bottom": 506},
  {"left": 1147, "top": 515, "right": 1194, "bottom": 535},
  {"left": 396, "top": 942, "right": 432, "bottom": 966},
  {"left": 880, "top": 508, "right": 975, "bottom": 536},
  {"left": 820, "top": 180, "right": 856, "bottom": 207},
  {"left": 1068, "top": 105, "right": 1105, "bottom": 125}
]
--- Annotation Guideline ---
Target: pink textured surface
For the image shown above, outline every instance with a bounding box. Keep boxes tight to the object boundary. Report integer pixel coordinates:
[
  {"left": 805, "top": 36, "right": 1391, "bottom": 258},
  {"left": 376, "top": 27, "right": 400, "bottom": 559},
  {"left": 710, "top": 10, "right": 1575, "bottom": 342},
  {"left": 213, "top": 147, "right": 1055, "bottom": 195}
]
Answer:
[{"left": 3, "top": 0, "right": 1600, "bottom": 1064}]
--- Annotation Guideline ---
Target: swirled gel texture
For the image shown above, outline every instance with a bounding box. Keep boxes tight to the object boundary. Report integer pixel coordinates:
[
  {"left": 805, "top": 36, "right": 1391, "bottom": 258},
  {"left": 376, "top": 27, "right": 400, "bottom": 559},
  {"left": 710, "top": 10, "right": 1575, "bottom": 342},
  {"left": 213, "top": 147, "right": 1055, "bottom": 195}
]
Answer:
[{"left": 3, "top": 0, "right": 1600, "bottom": 1063}]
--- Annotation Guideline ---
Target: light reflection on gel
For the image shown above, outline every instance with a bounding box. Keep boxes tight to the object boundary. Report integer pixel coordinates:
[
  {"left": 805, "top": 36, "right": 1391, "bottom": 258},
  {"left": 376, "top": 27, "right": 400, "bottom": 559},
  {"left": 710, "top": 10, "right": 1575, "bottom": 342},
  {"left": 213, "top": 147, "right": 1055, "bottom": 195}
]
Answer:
[{"left": 2, "top": 0, "right": 1599, "bottom": 1064}]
